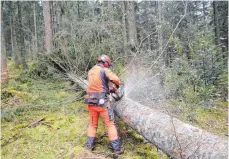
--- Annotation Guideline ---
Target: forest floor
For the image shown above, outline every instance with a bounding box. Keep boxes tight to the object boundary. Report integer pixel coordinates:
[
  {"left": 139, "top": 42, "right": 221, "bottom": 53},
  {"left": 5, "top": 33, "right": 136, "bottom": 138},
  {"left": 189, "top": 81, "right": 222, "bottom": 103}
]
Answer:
[
  {"left": 1, "top": 65, "right": 169, "bottom": 159},
  {"left": 1, "top": 62, "right": 227, "bottom": 158}
]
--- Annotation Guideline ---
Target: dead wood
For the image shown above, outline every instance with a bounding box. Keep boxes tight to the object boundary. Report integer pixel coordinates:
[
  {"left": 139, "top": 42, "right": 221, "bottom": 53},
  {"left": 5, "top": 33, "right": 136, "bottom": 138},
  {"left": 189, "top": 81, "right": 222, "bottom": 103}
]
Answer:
[
  {"left": 28, "top": 117, "right": 45, "bottom": 128},
  {"left": 114, "top": 98, "right": 228, "bottom": 159},
  {"left": 74, "top": 77, "right": 228, "bottom": 159}
]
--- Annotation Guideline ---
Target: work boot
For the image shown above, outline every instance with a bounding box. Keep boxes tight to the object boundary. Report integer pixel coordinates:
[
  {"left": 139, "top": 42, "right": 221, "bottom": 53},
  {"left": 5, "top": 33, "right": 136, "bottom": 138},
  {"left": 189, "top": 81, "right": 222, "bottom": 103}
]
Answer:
[
  {"left": 110, "top": 139, "right": 124, "bottom": 155},
  {"left": 84, "top": 136, "right": 95, "bottom": 151}
]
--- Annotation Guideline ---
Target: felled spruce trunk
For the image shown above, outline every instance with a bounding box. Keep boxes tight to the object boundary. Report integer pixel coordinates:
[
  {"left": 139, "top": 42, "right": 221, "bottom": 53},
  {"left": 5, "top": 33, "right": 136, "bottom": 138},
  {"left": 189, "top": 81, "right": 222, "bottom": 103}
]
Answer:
[
  {"left": 114, "top": 98, "right": 227, "bottom": 159},
  {"left": 70, "top": 75, "right": 228, "bottom": 159}
]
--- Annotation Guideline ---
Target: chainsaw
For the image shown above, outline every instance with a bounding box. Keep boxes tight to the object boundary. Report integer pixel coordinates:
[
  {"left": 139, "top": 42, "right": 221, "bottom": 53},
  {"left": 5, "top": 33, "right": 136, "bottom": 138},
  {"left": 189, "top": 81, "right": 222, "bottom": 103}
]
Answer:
[
  {"left": 108, "top": 83, "right": 124, "bottom": 120},
  {"left": 110, "top": 83, "right": 124, "bottom": 101}
]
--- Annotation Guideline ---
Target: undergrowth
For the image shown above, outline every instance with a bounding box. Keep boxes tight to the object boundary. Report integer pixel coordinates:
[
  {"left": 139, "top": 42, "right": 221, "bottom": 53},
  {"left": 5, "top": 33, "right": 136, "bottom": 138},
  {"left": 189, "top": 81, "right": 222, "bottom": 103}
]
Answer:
[
  {"left": 1, "top": 65, "right": 168, "bottom": 159},
  {"left": 164, "top": 58, "right": 228, "bottom": 137},
  {"left": 168, "top": 99, "right": 228, "bottom": 137}
]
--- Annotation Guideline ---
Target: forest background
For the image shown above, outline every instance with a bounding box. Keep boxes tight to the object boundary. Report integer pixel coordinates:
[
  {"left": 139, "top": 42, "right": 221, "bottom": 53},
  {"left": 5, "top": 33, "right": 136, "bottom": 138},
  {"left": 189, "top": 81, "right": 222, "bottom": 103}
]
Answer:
[{"left": 1, "top": 1, "right": 228, "bottom": 158}]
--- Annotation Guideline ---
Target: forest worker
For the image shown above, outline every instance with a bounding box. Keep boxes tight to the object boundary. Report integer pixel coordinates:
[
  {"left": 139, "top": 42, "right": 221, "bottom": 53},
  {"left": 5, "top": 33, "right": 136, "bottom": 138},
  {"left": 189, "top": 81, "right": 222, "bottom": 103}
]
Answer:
[{"left": 84, "top": 55, "right": 123, "bottom": 155}]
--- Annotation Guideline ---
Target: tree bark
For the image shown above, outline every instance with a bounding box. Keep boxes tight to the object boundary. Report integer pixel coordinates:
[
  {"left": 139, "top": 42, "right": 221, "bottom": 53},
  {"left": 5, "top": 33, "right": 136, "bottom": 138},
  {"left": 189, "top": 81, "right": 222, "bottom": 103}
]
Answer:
[
  {"left": 114, "top": 98, "right": 227, "bottom": 159},
  {"left": 71, "top": 75, "right": 228, "bottom": 159},
  {"left": 157, "top": 1, "right": 164, "bottom": 59},
  {"left": 9, "top": 3, "right": 19, "bottom": 67},
  {"left": 77, "top": 1, "right": 80, "bottom": 19},
  {"left": 122, "top": 1, "right": 127, "bottom": 59},
  {"left": 33, "top": 2, "right": 38, "bottom": 55},
  {"left": 17, "top": 2, "right": 27, "bottom": 69},
  {"left": 146, "top": 1, "right": 151, "bottom": 51},
  {"left": 107, "top": 1, "right": 113, "bottom": 20},
  {"left": 213, "top": 1, "right": 220, "bottom": 47},
  {"left": 1, "top": 2, "right": 8, "bottom": 83},
  {"left": 126, "top": 1, "right": 137, "bottom": 49},
  {"left": 10, "top": 15, "right": 15, "bottom": 61},
  {"left": 213, "top": 1, "right": 221, "bottom": 63},
  {"left": 12, "top": 22, "right": 19, "bottom": 67},
  {"left": 1, "top": 37, "right": 8, "bottom": 83},
  {"left": 43, "top": 1, "right": 52, "bottom": 53}
]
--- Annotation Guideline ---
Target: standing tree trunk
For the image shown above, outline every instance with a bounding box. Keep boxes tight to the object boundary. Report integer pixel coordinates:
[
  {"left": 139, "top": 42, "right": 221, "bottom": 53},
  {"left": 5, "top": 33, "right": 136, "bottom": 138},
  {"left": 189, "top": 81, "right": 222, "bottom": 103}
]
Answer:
[
  {"left": 33, "top": 2, "right": 38, "bottom": 56},
  {"left": 1, "top": 33, "right": 8, "bottom": 83},
  {"left": 51, "top": 1, "right": 62, "bottom": 48},
  {"left": 43, "top": 1, "right": 52, "bottom": 53},
  {"left": 213, "top": 1, "right": 222, "bottom": 66},
  {"left": 157, "top": 0, "right": 163, "bottom": 57},
  {"left": 107, "top": 1, "right": 113, "bottom": 20},
  {"left": 17, "top": 2, "right": 27, "bottom": 69},
  {"left": 213, "top": 1, "right": 221, "bottom": 63},
  {"left": 9, "top": 2, "right": 19, "bottom": 67},
  {"left": 158, "top": 1, "right": 168, "bottom": 66},
  {"left": 77, "top": 1, "right": 80, "bottom": 19},
  {"left": 146, "top": 1, "right": 151, "bottom": 51},
  {"left": 122, "top": 1, "right": 127, "bottom": 60},
  {"left": 10, "top": 14, "right": 19, "bottom": 67},
  {"left": 13, "top": 21, "right": 19, "bottom": 67},
  {"left": 126, "top": 1, "right": 137, "bottom": 50},
  {"left": 1, "top": 1, "right": 8, "bottom": 83},
  {"left": 213, "top": 1, "right": 220, "bottom": 47}
]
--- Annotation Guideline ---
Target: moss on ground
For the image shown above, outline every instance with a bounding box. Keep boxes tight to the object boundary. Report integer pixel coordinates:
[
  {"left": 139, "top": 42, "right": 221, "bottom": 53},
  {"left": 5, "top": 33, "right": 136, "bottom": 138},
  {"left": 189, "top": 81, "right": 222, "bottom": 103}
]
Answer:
[
  {"left": 168, "top": 99, "right": 228, "bottom": 137},
  {"left": 1, "top": 72, "right": 169, "bottom": 159}
]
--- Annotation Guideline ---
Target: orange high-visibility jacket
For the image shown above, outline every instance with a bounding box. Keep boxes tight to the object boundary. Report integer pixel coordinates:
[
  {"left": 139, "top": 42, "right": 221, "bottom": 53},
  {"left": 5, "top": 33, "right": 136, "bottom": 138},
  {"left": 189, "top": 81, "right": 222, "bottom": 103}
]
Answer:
[{"left": 87, "top": 65, "right": 120, "bottom": 94}]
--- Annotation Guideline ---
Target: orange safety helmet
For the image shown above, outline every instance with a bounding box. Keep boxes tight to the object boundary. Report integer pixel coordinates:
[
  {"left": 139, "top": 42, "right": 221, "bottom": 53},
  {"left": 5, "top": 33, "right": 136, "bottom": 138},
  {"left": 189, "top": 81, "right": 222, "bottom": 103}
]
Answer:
[{"left": 97, "top": 55, "right": 111, "bottom": 68}]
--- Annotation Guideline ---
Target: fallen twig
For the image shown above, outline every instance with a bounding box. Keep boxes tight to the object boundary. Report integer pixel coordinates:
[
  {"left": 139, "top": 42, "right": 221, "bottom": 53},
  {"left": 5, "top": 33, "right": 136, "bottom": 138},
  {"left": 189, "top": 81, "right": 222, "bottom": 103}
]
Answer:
[{"left": 28, "top": 117, "right": 45, "bottom": 128}]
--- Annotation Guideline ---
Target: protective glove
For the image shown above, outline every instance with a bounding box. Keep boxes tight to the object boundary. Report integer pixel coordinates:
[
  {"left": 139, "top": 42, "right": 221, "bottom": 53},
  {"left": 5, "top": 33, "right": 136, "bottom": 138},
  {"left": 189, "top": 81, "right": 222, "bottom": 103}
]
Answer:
[
  {"left": 110, "top": 87, "right": 116, "bottom": 93},
  {"left": 110, "top": 85, "right": 118, "bottom": 93}
]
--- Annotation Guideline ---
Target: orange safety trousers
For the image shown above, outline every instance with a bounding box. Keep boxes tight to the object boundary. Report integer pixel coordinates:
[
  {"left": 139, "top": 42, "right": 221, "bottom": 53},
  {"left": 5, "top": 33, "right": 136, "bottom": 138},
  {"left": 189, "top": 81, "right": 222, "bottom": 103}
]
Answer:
[{"left": 87, "top": 105, "right": 119, "bottom": 141}]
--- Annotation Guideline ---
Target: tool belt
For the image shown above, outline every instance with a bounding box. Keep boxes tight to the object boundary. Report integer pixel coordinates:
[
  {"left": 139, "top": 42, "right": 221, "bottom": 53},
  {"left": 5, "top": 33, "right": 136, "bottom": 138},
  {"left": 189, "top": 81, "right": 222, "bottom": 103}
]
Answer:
[
  {"left": 85, "top": 92, "right": 115, "bottom": 120},
  {"left": 85, "top": 92, "right": 108, "bottom": 107}
]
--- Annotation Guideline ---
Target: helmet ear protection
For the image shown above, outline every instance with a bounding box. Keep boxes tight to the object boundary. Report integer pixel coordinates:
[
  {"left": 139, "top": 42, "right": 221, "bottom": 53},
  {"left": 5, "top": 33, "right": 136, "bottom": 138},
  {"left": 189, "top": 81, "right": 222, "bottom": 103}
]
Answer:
[
  {"left": 97, "top": 55, "right": 111, "bottom": 68},
  {"left": 103, "top": 61, "right": 109, "bottom": 68}
]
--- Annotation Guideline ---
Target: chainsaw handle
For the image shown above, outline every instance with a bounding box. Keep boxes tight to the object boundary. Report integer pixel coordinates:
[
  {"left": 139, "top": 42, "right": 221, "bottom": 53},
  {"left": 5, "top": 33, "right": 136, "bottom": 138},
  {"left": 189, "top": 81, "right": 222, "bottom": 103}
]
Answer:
[
  {"left": 110, "top": 80, "right": 120, "bottom": 89},
  {"left": 110, "top": 88, "right": 116, "bottom": 93},
  {"left": 115, "top": 84, "right": 119, "bottom": 89},
  {"left": 109, "top": 84, "right": 119, "bottom": 92}
]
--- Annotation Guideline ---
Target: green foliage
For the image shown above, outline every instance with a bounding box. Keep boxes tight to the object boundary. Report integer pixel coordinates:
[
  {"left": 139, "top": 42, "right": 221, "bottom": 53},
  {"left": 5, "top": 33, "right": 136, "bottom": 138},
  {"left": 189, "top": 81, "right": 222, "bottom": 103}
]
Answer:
[
  {"left": 183, "top": 86, "right": 199, "bottom": 106},
  {"left": 198, "top": 85, "right": 216, "bottom": 101},
  {"left": 189, "top": 32, "right": 226, "bottom": 86},
  {"left": 215, "top": 69, "right": 228, "bottom": 100},
  {"left": 23, "top": 60, "right": 54, "bottom": 80},
  {"left": 171, "top": 37, "right": 183, "bottom": 55},
  {"left": 164, "top": 57, "right": 199, "bottom": 99},
  {"left": 2, "top": 1, "right": 228, "bottom": 157},
  {"left": 165, "top": 55, "right": 227, "bottom": 135},
  {"left": 215, "top": 99, "right": 228, "bottom": 109},
  {"left": 164, "top": 52, "right": 224, "bottom": 103},
  {"left": 113, "top": 58, "right": 125, "bottom": 77},
  {"left": 48, "top": 10, "right": 124, "bottom": 76}
]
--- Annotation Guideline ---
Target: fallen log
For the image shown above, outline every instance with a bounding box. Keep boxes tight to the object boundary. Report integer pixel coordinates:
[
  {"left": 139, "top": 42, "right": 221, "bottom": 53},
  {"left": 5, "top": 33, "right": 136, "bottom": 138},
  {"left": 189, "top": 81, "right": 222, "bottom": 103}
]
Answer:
[
  {"left": 69, "top": 75, "right": 228, "bottom": 159},
  {"left": 114, "top": 98, "right": 228, "bottom": 159}
]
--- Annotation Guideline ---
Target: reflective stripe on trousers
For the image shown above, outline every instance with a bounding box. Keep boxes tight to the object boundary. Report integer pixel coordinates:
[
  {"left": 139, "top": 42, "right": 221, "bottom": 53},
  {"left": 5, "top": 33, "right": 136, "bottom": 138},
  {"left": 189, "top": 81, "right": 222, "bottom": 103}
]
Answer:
[{"left": 87, "top": 105, "right": 119, "bottom": 141}]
